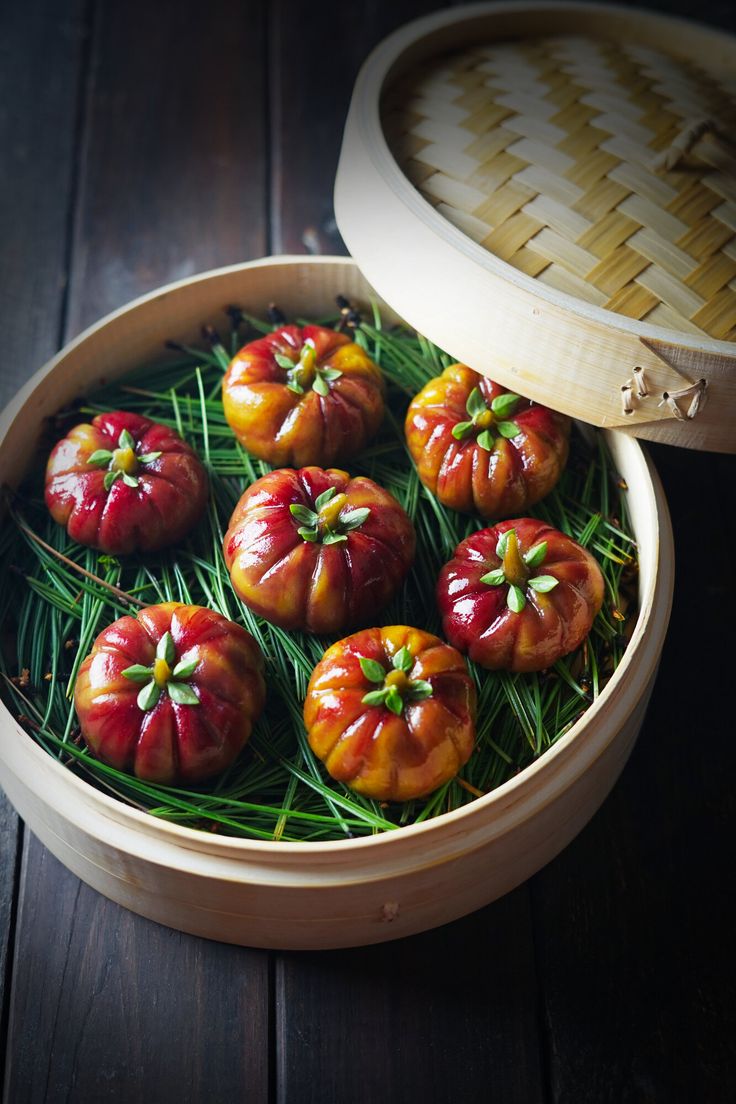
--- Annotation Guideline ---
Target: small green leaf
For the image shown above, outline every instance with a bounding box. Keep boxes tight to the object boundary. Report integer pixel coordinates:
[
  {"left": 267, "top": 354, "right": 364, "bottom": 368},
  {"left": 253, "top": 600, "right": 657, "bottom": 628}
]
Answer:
[
  {"left": 359, "top": 657, "right": 386, "bottom": 683},
  {"left": 122, "top": 472, "right": 139, "bottom": 488},
  {"left": 528, "top": 575, "right": 559, "bottom": 593},
  {"left": 122, "top": 664, "right": 154, "bottom": 683},
  {"left": 275, "top": 353, "right": 295, "bottom": 369},
  {"left": 290, "top": 503, "right": 318, "bottom": 526},
  {"left": 314, "top": 487, "right": 336, "bottom": 511},
  {"left": 524, "top": 541, "right": 548, "bottom": 568},
  {"left": 157, "top": 631, "right": 175, "bottom": 665},
  {"left": 452, "top": 420, "right": 473, "bottom": 440},
  {"left": 167, "top": 681, "right": 200, "bottom": 706},
  {"left": 322, "top": 531, "right": 347, "bottom": 545},
  {"left": 319, "top": 367, "right": 342, "bottom": 381},
  {"left": 496, "top": 530, "right": 512, "bottom": 558},
  {"left": 362, "top": 688, "right": 389, "bottom": 707},
  {"left": 507, "top": 585, "right": 526, "bottom": 613},
  {"left": 392, "top": 646, "right": 413, "bottom": 673},
  {"left": 87, "top": 449, "right": 113, "bottom": 466},
  {"left": 137, "top": 681, "right": 161, "bottom": 712},
  {"left": 497, "top": 420, "right": 521, "bottom": 439},
  {"left": 313, "top": 375, "right": 329, "bottom": 397},
  {"left": 385, "top": 686, "right": 404, "bottom": 715},
  {"left": 476, "top": 429, "right": 494, "bottom": 452},
  {"left": 286, "top": 381, "right": 304, "bottom": 395},
  {"left": 491, "top": 392, "right": 521, "bottom": 418},
  {"left": 297, "top": 526, "right": 319, "bottom": 542},
  {"left": 480, "top": 568, "right": 506, "bottom": 586},
  {"left": 137, "top": 451, "right": 162, "bottom": 464},
  {"left": 466, "top": 387, "right": 487, "bottom": 419},
  {"left": 354, "top": 329, "right": 369, "bottom": 350},
  {"left": 340, "top": 507, "right": 370, "bottom": 531},
  {"left": 103, "top": 469, "right": 121, "bottom": 491},
  {"left": 407, "top": 679, "right": 433, "bottom": 701},
  {"left": 172, "top": 658, "right": 198, "bottom": 680},
  {"left": 118, "top": 428, "right": 136, "bottom": 450}
]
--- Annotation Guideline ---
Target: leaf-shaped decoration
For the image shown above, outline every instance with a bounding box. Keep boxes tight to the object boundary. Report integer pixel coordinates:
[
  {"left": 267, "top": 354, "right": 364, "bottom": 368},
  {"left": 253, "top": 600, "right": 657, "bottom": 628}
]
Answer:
[
  {"left": 490, "top": 392, "right": 521, "bottom": 418},
  {"left": 322, "top": 531, "right": 347, "bottom": 545},
  {"left": 359, "top": 657, "right": 386, "bottom": 683},
  {"left": 452, "top": 420, "right": 473, "bottom": 440},
  {"left": 496, "top": 421, "right": 521, "bottom": 439},
  {"left": 313, "top": 375, "right": 329, "bottom": 397},
  {"left": 104, "top": 470, "right": 121, "bottom": 491},
  {"left": 157, "top": 631, "right": 176, "bottom": 665},
  {"left": 362, "top": 688, "right": 389, "bottom": 707},
  {"left": 87, "top": 449, "right": 113, "bottom": 467},
  {"left": 528, "top": 575, "right": 559, "bottom": 593},
  {"left": 466, "top": 387, "right": 487, "bottom": 419},
  {"left": 275, "top": 353, "right": 295, "bottom": 369},
  {"left": 480, "top": 568, "right": 506, "bottom": 586},
  {"left": 476, "top": 430, "right": 494, "bottom": 452},
  {"left": 340, "top": 507, "right": 370, "bottom": 531},
  {"left": 407, "top": 679, "right": 433, "bottom": 701},
  {"left": 290, "top": 503, "right": 318, "bottom": 526},
  {"left": 172, "top": 658, "right": 198, "bottom": 680},
  {"left": 137, "top": 681, "right": 161, "bottom": 712},
  {"left": 167, "top": 682, "right": 200, "bottom": 706},
  {"left": 392, "top": 646, "right": 413, "bottom": 673},
  {"left": 118, "top": 428, "right": 136, "bottom": 450},
  {"left": 385, "top": 686, "right": 404, "bottom": 715},
  {"left": 524, "top": 542, "right": 548, "bottom": 568},
  {"left": 507, "top": 585, "right": 526, "bottom": 613},
  {"left": 122, "top": 664, "right": 154, "bottom": 683}
]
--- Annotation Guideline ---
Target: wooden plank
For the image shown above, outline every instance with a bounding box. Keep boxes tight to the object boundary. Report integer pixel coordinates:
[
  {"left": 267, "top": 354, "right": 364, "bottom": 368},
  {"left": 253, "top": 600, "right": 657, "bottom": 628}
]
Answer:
[
  {"left": 531, "top": 447, "right": 736, "bottom": 1102},
  {"left": 65, "top": 0, "right": 269, "bottom": 339},
  {"left": 5, "top": 837, "right": 270, "bottom": 1104},
  {"left": 277, "top": 890, "right": 546, "bottom": 1103},
  {"left": 0, "top": 798, "right": 21, "bottom": 1088},
  {"left": 4, "top": 1, "right": 272, "bottom": 1099}
]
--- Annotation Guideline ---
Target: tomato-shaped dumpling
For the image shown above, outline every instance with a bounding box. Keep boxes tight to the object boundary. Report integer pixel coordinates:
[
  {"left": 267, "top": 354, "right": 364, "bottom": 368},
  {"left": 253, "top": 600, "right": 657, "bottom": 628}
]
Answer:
[
  {"left": 222, "top": 324, "right": 385, "bottom": 466},
  {"left": 223, "top": 467, "right": 416, "bottom": 635},
  {"left": 74, "top": 602, "right": 265, "bottom": 784},
  {"left": 437, "top": 519, "right": 605, "bottom": 672},
  {"left": 45, "top": 411, "right": 208, "bottom": 554},
  {"left": 405, "top": 365, "right": 570, "bottom": 518},
  {"left": 304, "top": 625, "right": 476, "bottom": 802}
]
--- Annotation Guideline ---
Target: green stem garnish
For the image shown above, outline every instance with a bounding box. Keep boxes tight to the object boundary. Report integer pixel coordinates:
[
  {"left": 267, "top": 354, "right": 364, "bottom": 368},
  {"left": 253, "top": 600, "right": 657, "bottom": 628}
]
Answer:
[
  {"left": 359, "top": 648, "right": 433, "bottom": 715},
  {"left": 275, "top": 338, "right": 343, "bottom": 397},
  {"left": 87, "top": 428, "right": 162, "bottom": 491},
  {"left": 479, "top": 529, "right": 559, "bottom": 613},
  {"left": 451, "top": 387, "right": 521, "bottom": 450},
  {"left": 289, "top": 486, "right": 370, "bottom": 545},
  {"left": 122, "top": 631, "right": 199, "bottom": 711}
]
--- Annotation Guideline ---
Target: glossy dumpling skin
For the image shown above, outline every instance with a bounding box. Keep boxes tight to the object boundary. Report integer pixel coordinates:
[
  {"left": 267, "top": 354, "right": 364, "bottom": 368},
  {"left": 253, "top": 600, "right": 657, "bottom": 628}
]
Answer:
[
  {"left": 45, "top": 411, "right": 208, "bottom": 554},
  {"left": 74, "top": 602, "right": 265, "bottom": 784},
  {"left": 223, "top": 466, "right": 416, "bottom": 635},
  {"left": 304, "top": 625, "right": 476, "bottom": 802},
  {"left": 222, "top": 324, "right": 385, "bottom": 466},
  {"left": 437, "top": 518, "right": 605, "bottom": 672},
  {"left": 405, "top": 365, "right": 570, "bottom": 518}
]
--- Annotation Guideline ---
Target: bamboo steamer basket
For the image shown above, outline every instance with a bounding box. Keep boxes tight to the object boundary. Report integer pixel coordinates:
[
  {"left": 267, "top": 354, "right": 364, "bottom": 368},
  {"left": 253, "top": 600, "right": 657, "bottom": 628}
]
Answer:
[
  {"left": 335, "top": 1, "right": 736, "bottom": 453},
  {"left": 0, "top": 256, "right": 673, "bottom": 949}
]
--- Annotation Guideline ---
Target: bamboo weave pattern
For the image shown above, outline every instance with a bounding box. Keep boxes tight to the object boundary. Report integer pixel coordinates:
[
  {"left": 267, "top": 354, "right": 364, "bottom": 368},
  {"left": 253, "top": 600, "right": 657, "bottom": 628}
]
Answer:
[{"left": 383, "top": 37, "right": 736, "bottom": 341}]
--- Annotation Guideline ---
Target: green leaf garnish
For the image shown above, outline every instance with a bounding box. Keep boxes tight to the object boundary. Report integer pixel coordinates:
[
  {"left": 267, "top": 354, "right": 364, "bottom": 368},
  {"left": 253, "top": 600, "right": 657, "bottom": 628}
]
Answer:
[
  {"left": 496, "top": 420, "right": 521, "bottom": 439},
  {"left": 167, "top": 682, "right": 200, "bottom": 705},
  {"left": 118, "top": 429, "right": 136, "bottom": 450},
  {"left": 322, "top": 532, "right": 347, "bottom": 545},
  {"left": 359, "top": 658, "right": 386, "bottom": 683},
  {"left": 297, "top": 526, "right": 319, "bottom": 542},
  {"left": 286, "top": 381, "right": 304, "bottom": 395},
  {"left": 507, "top": 585, "right": 526, "bottom": 613},
  {"left": 313, "top": 375, "right": 329, "bottom": 397},
  {"left": 407, "top": 679, "right": 433, "bottom": 701},
  {"left": 275, "top": 353, "right": 295, "bottom": 369},
  {"left": 362, "top": 688, "right": 389, "bottom": 707},
  {"left": 172, "top": 658, "right": 198, "bottom": 680},
  {"left": 137, "top": 451, "right": 162, "bottom": 464},
  {"left": 157, "top": 631, "right": 176, "bottom": 665},
  {"left": 392, "top": 646, "right": 413, "bottom": 673},
  {"left": 290, "top": 503, "right": 318, "bottom": 526},
  {"left": 491, "top": 392, "right": 521, "bottom": 418},
  {"left": 104, "top": 470, "right": 121, "bottom": 491},
  {"left": 476, "top": 429, "right": 493, "bottom": 452},
  {"left": 385, "top": 686, "right": 404, "bottom": 715},
  {"left": 524, "top": 542, "right": 548, "bottom": 568},
  {"left": 314, "top": 487, "right": 336, "bottom": 511},
  {"left": 466, "top": 387, "right": 487, "bottom": 419},
  {"left": 452, "top": 420, "right": 473, "bottom": 440},
  {"left": 122, "top": 472, "right": 139, "bottom": 488},
  {"left": 496, "top": 531, "right": 512, "bottom": 558},
  {"left": 122, "top": 664, "right": 154, "bottom": 683},
  {"left": 480, "top": 568, "right": 506, "bottom": 586},
  {"left": 87, "top": 449, "right": 113, "bottom": 466},
  {"left": 528, "top": 575, "right": 559, "bottom": 593},
  {"left": 340, "top": 507, "right": 370, "bottom": 531},
  {"left": 320, "top": 367, "right": 342, "bottom": 382},
  {"left": 137, "top": 681, "right": 161, "bottom": 712}
]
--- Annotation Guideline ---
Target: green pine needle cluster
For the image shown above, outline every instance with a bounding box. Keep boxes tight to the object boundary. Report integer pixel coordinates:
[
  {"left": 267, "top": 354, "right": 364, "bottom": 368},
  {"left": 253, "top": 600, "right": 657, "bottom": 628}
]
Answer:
[{"left": 0, "top": 305, "right": 638, "bottom": 842}]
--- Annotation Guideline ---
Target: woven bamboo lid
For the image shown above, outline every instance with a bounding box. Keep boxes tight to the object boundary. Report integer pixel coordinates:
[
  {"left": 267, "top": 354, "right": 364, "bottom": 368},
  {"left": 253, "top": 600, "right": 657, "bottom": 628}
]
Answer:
[{"left": 335, "top": 2, "right": 736, "bottom": 452}]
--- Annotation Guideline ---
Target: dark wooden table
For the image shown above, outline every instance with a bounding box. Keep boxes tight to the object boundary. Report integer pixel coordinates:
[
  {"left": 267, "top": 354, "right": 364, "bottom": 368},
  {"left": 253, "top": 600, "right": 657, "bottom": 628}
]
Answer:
[{"left": 1, "top": 1, "right": 735, "bottom": 1100}]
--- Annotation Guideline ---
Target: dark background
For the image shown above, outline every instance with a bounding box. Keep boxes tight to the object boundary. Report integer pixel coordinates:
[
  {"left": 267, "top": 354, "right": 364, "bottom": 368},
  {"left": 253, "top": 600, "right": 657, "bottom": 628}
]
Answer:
[{"left": 1, "top": 1, "right": 735, "bottom": 1101}]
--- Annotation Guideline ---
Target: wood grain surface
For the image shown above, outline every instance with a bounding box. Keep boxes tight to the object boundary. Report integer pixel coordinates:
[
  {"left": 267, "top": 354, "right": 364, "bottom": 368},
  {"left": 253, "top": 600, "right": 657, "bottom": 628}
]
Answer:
[{"left": 1, "top": 0, "right": 735, "bottom": 1101}]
